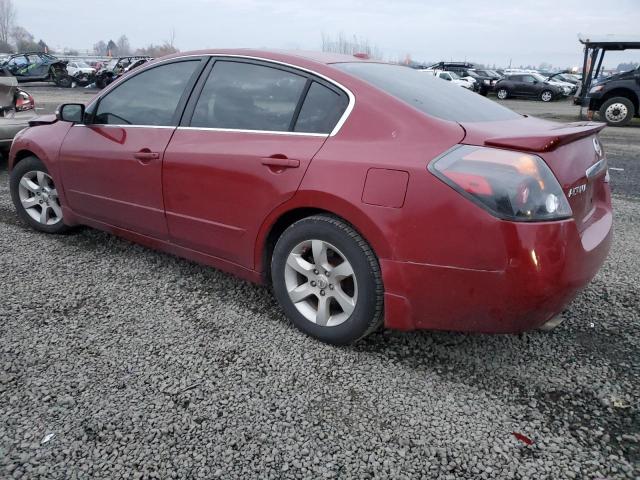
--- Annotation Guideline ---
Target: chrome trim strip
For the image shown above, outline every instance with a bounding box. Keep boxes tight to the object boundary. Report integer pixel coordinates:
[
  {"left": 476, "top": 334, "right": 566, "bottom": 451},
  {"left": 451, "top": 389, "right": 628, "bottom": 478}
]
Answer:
[
  {"left": 177, "top": 126, "right": 327, "bottom": 137},
  {"left": 86, "top": 52, "right": 356, "bottom": 137},
  {"left": 586, "top": 157, "right": 607, "bottom": 179},
  {"left": 72, "top": 124, "right": 175, "bottom": 129}
]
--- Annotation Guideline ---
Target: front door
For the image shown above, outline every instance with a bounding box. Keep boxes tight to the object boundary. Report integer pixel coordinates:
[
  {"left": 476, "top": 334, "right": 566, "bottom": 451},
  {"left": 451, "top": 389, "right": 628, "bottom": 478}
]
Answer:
[
  {"left": 163, "top": 59, "right": 349, "bottom": 268},
  {"left": 59, "top": 58, "right": 204, "bottom": 238}
]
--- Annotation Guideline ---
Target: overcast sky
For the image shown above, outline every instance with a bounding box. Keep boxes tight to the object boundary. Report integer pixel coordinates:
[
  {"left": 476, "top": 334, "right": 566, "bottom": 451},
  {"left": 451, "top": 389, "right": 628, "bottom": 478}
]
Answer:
[{"left": 18, "top": 0, "right": 640, "bottom": 68}]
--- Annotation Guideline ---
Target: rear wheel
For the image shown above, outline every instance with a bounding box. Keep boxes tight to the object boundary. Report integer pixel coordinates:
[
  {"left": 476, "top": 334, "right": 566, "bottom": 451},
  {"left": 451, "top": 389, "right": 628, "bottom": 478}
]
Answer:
[
  {"left": 271, "top": 215, "right": 383, "bottom": 345},
  {"left": 599, "top": 97, "right": 634, "bottom": 126},
  {"left": 496, "top": 88, "right": 509, "bottom": 100},
  {"left": 540, "top": 90, "right": 554, "bottom": 102},
  {"left": 9, "top": 156, "right": 68, "bottom": 234}
]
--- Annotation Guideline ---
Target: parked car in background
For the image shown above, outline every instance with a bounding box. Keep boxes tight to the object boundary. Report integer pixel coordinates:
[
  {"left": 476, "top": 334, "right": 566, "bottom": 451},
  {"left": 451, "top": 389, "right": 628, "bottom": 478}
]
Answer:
[
  {"left": 0, "top": 52, "right": 71, "bottom": 87},
  {"left": 494, "top": 73, "right": 565, "bottom": 101},
  {"left": 427, "top": 63, "right": 500, "bottom": 95},
  {"left": 66, "top": 60, "right": 96, "bottom": 76},
  {"left": 548, "top": 72, "right": 580, "bottom": 86},
  {"left": 95, "top": 56, "right": 151, "bottom": 88},
  {"left": 583, "top": 66, "right": 640, "bottom": 126},
  {"left": 0, "top": 72, "right": 35, "bottom": 153},
  {"left": 543, "top": 74, "right": 577, "bottom": 95},
  {"left": 7, "top": 50, "right": 612, "bottom": 344},
  {"left": 420, "top": 69, "right": 474, "bottom": 89}
]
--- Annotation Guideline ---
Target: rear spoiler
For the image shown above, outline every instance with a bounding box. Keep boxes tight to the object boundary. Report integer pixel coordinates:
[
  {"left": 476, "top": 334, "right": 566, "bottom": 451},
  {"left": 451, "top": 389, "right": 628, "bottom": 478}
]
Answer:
[
  {"left": 28, "top": 114, "right": 57, "bottom": 127},
  {"left": 484, "top": 121, "right": 606, "bottom": 153}
]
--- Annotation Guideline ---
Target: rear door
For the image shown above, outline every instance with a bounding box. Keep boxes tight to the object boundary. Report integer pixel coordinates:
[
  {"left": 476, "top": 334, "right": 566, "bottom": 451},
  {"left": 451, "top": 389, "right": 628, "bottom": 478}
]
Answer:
[
  {"left": 510, "top": 75, "right": 528, "bottom": 96},
  {"left": 163, "top": 58, "right": 349, "bottom": 268},
  {"left": 520, "top": 75, "right": 539, "bottom": 97},
  {"left": 59, "top": 58, "right": 205, "bottom": 238}
]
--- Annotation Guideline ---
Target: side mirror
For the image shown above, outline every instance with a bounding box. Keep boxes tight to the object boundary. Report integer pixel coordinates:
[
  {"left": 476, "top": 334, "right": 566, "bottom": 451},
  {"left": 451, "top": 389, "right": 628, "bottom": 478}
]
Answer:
[{"left": 57, "top": 103, "right": 85, "bottom": 123}]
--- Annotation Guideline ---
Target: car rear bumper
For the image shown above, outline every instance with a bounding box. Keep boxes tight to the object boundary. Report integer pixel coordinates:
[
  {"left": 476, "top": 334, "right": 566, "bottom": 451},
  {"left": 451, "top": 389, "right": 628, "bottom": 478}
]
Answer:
[{"left": 380, "top": 205, "right": 612, "bottom": 333}]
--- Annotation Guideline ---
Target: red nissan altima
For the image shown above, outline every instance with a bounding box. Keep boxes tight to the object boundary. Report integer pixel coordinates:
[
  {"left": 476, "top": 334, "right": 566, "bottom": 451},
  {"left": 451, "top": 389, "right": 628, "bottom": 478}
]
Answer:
[{"left": 8, "top": 50, "right": 612, "bottom": 344}]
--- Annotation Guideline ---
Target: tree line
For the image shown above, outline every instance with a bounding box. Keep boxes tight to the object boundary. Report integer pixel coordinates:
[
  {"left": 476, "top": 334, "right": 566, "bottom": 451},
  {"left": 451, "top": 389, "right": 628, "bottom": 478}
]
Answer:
[{"left": 0, "top": 0, "right": 178, "bottom": 57}]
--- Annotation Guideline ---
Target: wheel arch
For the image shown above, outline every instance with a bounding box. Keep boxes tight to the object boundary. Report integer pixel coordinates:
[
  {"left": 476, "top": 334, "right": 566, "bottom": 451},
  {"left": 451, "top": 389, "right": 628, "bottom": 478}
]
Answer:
[
  {"left": 255, "top": 192, "right": 393, "bottom": 282},
  {"left": 9, "top": 148, "right": 39, "bottom": 171}
]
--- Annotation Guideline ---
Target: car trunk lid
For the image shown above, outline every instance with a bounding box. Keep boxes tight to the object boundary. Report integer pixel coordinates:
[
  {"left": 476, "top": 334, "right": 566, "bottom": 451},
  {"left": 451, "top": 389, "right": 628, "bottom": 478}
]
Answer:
[{"left": 460, "top": 117, "right": 608, "bottom": 230}]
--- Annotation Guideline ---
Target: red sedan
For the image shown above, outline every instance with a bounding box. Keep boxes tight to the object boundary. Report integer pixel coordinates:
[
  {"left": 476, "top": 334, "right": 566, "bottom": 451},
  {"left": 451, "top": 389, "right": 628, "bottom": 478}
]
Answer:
[{"left": 8, "top": 50, "right": 612, "bottom": 344}]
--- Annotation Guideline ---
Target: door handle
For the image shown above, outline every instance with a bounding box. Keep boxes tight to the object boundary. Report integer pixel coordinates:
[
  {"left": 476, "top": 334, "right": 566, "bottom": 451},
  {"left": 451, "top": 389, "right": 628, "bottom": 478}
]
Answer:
[
  {"left": 261, "top": 155, "right": 300, "bottom": 169},
  {"left": 134, "top": 149, "right": 160, "bottom": 162}
]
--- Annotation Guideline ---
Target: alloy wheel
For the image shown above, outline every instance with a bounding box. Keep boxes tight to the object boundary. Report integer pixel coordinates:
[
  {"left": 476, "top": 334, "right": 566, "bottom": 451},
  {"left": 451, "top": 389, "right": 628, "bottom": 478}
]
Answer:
[
  {"left": 18, "top": 170, "right": 63, "bottom": 225},
  {"left": 541, "top": 91, "right": 553, "bottom": 102},
  {"left": 284, "top": 239, "right": 358, "bottom": 327},
  {"left": 605, "top": 103, "right": 628, "bottom": 123},
  {"left": 497, "top": 89, "right": 508, "bottom": 100}
]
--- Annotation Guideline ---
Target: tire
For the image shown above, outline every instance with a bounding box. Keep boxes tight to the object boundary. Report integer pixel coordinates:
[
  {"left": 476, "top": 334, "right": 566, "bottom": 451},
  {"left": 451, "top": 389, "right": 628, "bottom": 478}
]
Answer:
[
  {"left": 271, "top": 215, "right": 384, "bottom": 345},
  {"left": 599, "top": 97, "right": 635, "bottom": 126},
  {"left": 540, "top": 90, "right": 554, "bottom": 102},
  {"left": 496, "top": 88, "right": 509, "bottom": 100},
  {"left": 9, "top": 156, "right": 69, "bottom": 234}
]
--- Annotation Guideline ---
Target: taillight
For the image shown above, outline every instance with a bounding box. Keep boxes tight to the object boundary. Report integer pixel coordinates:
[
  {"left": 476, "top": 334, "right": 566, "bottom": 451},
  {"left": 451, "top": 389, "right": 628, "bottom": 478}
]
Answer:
[
  {"left": 429, "top": 145, "right": 572, "bottom": 221},
  {"left": 15, "top": 91, "right": 35, "bottom": 112}
]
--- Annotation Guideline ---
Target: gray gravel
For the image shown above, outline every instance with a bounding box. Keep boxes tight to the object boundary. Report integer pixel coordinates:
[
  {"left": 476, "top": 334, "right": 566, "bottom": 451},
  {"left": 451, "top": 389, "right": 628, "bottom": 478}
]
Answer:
[{"left": 1, "top": 104, "right": 639, "bottom": 478}]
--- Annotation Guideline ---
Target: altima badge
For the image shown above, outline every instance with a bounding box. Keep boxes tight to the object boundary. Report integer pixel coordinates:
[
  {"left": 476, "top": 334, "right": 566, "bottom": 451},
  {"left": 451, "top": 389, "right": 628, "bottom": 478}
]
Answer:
[{"left": 568, "top": 184, "right": 587, "bottom": 197}]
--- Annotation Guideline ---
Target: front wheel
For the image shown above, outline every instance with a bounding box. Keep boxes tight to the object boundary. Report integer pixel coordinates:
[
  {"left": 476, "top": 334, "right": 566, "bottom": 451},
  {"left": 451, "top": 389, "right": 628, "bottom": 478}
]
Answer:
[
  {"left": 271, "top": 215, "right": 384, "bottom": 345},
  {"left": 540, "top": 90, "right": 554, "bottom": 102},
  {"left": 496, "top": 88, "right": 509, "bottom": 100},
  {"left": 599, "top": 97, "right": 635, "bottom": 126},
  {"left": 9, "top": 156, "right": 68, "bottom": 234}
]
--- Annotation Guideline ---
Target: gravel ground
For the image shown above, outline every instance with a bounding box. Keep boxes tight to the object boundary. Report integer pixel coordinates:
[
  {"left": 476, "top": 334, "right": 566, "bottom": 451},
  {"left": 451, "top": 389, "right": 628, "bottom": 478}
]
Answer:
[{"left": 0, "top": 90, "right": 639, "bottom": 479}]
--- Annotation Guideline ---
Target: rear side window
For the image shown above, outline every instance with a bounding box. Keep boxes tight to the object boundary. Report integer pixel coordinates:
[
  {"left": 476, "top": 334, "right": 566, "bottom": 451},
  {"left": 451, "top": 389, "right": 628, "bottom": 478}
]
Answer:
[
  {"left": 335, "top": 63, "right": 520, "bottom": 123},
  {"left": 294, "top": 82, "right": 348, "bottom": 134},
  {"left": 94, "top": 60, "right": 199, "bottom": 126},
  {"left": 191, "top": 61, "right": 306, "bottom": 132}
]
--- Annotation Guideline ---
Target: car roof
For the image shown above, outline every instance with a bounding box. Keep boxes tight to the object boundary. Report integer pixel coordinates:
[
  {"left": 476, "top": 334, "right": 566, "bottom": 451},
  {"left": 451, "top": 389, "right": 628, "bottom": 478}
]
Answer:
[{"left": 157, "top": 49, "right": 379, "bottom": 67}]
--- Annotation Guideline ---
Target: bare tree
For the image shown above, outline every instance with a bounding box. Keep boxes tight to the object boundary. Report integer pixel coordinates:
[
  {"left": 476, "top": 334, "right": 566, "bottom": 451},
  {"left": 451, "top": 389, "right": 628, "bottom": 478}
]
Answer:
[
  {"left": 116, "top": 35, "right": 131, "bottom": 55},
  {"left": 0, "top": 0, "right": 15, "bottom": 46},
  {"left": 12, "top": 25, "right": 38, "bottom": 52},
  {"left": 93, "top": 40, "right": 107, "bottom": 56},
  {"left": 321, "top": 32, "right": 382, "bottom": 60},
  {"left": 167, "top": 29, "right": 176, "bottom": 49}
]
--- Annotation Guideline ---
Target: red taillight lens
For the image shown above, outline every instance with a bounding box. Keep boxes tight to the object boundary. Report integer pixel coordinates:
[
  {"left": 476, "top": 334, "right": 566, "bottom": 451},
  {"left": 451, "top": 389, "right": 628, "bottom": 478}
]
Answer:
[
  {"left": 429, "top": 145, "right": 572, "bottom": 221},
  {"left": 15, "top": 91, "right": 35, "bottom": 111}
]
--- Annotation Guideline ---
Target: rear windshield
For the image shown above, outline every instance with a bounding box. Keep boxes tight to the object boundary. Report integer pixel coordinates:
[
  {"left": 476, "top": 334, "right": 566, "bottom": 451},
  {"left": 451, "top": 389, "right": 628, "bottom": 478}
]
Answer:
[{"left": 334, "top": 63, "right": 521, "bottom": 123}]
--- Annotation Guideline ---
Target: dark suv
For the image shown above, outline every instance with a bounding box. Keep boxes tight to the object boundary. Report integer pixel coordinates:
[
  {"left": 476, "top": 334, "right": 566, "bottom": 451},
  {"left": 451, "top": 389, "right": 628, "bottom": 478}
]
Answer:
[
  {"left": 583, "top": 67, "right": 639, "bottom": 126},
  {"left": 494, "top": 73, "right": 564, "bottom": 102},
  {"left": 0, "top": 52, "right": 71, "bottom": 87}
]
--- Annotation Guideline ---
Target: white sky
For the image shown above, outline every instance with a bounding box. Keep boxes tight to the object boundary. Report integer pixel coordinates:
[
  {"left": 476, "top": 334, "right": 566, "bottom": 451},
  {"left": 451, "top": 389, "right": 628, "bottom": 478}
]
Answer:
[{"left": 17, "top": 0, "right": 640, "bottom": 68}]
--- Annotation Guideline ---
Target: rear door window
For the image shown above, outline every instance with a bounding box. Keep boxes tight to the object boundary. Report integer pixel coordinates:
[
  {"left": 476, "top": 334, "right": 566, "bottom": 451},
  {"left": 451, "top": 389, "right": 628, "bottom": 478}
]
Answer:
[
  {"left": 335, "top": 62, "right": 520, "bottom": 123},
  {"left": 294, "top": 82, "right": 348, "bottom": 134},
  {"left": 94, "top": 60, "right": 200, "bottom": 126},
  {"left": 190, "top": 61, "right": 307, "bottom": 132}
]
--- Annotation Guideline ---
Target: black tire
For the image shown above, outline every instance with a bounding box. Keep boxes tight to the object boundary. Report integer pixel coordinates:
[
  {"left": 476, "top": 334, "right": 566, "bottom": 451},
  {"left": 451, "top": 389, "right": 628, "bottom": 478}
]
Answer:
[
  {"left": 540, "top": 90, "right": 554, "bottom": 102},
  {"left": 496, "top": 88, "right": 509, "bottom": 100},
  {"left": 599, "top": 97, "right": 635, "bottom": 127},
  {"left": 9, "top": 156, "right": 69, "bottom": 234},
  {"left": 271, "top": 215, "right": 384, "bottom": 345}
]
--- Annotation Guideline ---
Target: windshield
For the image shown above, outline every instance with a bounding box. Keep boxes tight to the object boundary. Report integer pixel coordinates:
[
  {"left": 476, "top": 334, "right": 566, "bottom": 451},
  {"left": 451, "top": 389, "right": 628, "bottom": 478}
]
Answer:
[
  {"left": 448, "top": 71, "right": 461, "bottom": 80},
  {"left": 75, "top": 61, "right": 90, "bottom": 68},
  {"left": 334, "top": 62, "right": 521, "bottom": 123},
  {"left": 531, "top": 73, "right": 547, "bottom": 82}
]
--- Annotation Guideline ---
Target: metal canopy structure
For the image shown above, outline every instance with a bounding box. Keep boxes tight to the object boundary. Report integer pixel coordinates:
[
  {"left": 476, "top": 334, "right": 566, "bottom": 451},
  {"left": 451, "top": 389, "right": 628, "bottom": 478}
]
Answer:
[{"left": 578, "top": 34, "right": 640, "bottom": 105}]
